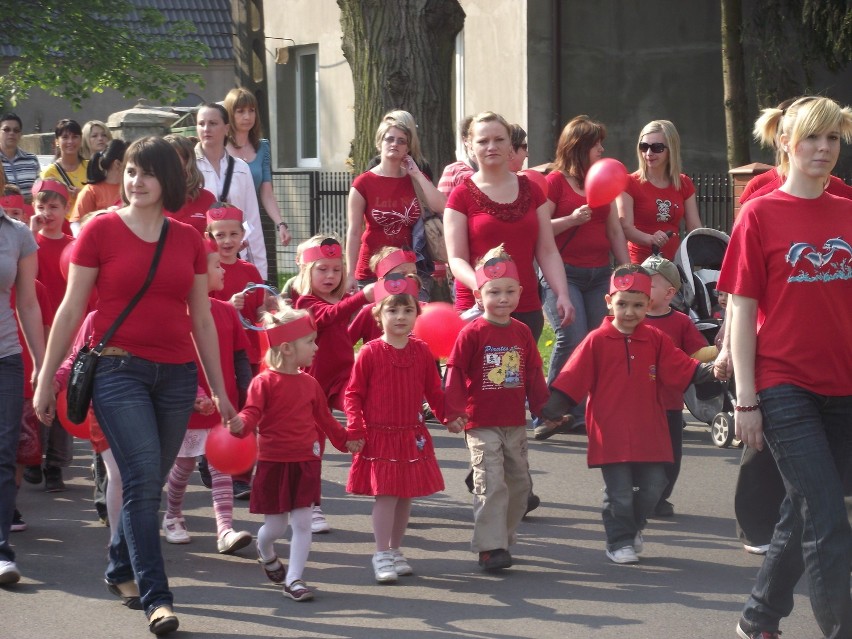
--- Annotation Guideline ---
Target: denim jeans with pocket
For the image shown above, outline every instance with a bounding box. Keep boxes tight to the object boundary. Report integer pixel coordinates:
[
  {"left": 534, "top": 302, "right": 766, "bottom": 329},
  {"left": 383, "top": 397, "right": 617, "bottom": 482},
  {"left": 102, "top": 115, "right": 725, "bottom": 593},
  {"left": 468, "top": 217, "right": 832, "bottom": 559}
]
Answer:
[
  {"left": 740, "top": 384, "right": 852, "bottom": 638},
  {"left": 92, "top": 354, "right": 196, "bottom": 615},
  {"left": 0, "top": 354, "right": 24, "bottom": 563},
  {"left": 600, "top": 462, "right": 668, "bottom": 551}
]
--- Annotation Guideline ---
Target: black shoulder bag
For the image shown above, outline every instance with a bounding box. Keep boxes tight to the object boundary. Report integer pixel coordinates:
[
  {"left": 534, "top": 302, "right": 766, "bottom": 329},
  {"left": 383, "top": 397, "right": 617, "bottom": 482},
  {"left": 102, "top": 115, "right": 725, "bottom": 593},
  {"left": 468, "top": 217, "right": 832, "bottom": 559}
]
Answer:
[{"left": 66, "top": 219, "right": 170, "bottom": 424}]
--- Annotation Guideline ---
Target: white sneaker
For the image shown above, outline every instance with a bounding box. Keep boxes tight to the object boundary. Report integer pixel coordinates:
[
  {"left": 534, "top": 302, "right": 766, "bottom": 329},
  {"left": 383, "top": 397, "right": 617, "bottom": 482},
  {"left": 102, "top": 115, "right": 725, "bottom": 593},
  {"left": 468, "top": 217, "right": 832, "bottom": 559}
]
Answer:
[
  {"left": 606, "top": 545, "right": 639, "bottom": 564},
  {"left": 372, "top": 551, "right": 398, "bottom": 583},
  {"left": 0, "top": 560, "right": 21, "bottom": 585},
  {"left": 311, "top": 506, "right": 330, "bottom": 534},
  {"left": 634, "top": 531, "right": 644, "bottom": 555},
  {"left": 162, "top": 516, "right": 191, "bottom": 544},
  {"left": 743, "top": 543, "right": 770, "bottom": 555},
  {"left": 217, "top": 529, "right": 253, "bottom": 554},
  {"left": 391, "top": 549, "right": 413, "bottom": 576}
]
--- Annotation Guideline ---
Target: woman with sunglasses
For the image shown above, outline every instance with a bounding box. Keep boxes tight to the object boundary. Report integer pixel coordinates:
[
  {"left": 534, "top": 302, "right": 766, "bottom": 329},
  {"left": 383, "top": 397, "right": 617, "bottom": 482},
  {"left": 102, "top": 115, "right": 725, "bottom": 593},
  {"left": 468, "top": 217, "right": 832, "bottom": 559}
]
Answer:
[
  {"left": 719, "top": 96, "right": 852, "bottom": 639},
  {"left": 617, "top": 120, "right": 701, "bottom": 263}
]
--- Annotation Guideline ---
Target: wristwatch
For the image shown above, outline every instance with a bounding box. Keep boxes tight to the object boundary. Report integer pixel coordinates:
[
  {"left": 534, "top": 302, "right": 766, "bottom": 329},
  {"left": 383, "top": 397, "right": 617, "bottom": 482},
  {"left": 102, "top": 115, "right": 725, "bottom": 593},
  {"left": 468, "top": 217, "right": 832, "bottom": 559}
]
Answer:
[{"left": 276, "top": 222, "right": 288, "bottom": 230}]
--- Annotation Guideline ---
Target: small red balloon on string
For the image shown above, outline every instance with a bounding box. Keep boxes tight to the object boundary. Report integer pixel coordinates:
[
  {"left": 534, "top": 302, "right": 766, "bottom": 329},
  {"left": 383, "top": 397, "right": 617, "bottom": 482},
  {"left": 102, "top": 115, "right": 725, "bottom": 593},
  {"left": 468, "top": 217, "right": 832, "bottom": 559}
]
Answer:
[
  {"left": 205, "top": 424, "right": 257, "bottom": 475},
  {"left": 585, "top": 158, "right": 629, "bottom": 208},
  {"left": 413, "top": 302, "right": 465, "bottom": 359}
]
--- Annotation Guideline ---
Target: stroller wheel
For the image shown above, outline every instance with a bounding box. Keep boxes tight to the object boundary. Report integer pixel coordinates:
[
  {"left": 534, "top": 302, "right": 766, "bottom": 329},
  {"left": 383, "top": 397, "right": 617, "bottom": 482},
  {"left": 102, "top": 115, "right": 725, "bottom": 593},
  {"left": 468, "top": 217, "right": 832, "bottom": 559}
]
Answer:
[{"left": 711, "top": 411, "right": 735, "bottom": 448}]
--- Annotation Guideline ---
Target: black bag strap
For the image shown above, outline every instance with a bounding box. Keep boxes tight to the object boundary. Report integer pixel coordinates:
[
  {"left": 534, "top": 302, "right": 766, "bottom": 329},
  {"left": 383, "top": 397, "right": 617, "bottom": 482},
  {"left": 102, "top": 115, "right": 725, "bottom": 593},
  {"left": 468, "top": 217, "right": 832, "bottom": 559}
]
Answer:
[
  {"left": 219, "top": 155, "right": 236, "bottom": 202},
  {"left": 52, "top": 161, "right": 74, "bottom": 188},
  {"left": 92, "top": 218, "right": 170, "bottom": 354}
]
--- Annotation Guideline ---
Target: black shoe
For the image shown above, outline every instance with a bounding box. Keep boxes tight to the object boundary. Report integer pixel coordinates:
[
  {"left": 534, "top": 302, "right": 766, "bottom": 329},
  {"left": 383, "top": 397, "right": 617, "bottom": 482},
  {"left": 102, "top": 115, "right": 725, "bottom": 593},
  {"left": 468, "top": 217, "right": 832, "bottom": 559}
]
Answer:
[
  {"left": 478, "top": 548, "right": 512, "bottom": 571},
  {"left": 736, "top": 619, "right": 781, "bottom": 638},
  {"left": 652, "top": 499, "right": 675, "bottom": 518},
  {"left": 43, "top": 466, "right": 66, "bottom": 493},
  {"left": 11, "top": 509, "right": 27, "bottom": 532},
  {"left": 533, "top": 415, "right": 576, "bottom": 441},
  {"left": 524, "top": 492, "right": 541, "bottom": 517},
  {"left": 233, "top": 480, "right": 251, "bottom": 500},
  {"left": 23, "top": 465, "right": 42, "bottom": 485},
  {"left": 197, "top": 455, "right": 212, "bottom": 489}
]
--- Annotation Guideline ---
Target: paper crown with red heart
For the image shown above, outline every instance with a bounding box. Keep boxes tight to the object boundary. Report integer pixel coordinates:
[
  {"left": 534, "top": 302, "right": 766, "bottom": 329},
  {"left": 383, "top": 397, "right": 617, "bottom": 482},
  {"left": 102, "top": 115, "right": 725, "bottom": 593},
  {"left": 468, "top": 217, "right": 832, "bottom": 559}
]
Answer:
[
  {"left": 0, "top": 194, "right": 25, "bottom": 212},
  {"left": 375, "top": 248, "right": 416, "bottom": 278},
  {"left": 206, "top": 203, "right": 244, "bottom": 224},
  {"left": 609, "top": 268, "right": 652, "bottom": 297},
  {"left": 31, "top": 178, "right": 69, "bottom": 201},
  {"left": 475, "top": 256, "right": 520, "bottom": 288},
  {"left": 265, "top": 313, "right": 317, "bottom": 346},
  {"left": 300, "top": 238, "right": 343, "bottom": 264},
  {"left": 374, "top": 272, "right": 420, "bottom": 302}
]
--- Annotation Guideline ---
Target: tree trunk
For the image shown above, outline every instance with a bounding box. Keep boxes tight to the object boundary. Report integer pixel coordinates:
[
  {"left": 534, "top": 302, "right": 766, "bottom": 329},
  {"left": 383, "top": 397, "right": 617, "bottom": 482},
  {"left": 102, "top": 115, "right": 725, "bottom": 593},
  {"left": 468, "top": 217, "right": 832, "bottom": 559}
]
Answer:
[
  {"left": 338, "top": 0, "right": 465, "bottom": 177},
  {"left": 721, "top": 0, "right": 751, "bottom": 169}
]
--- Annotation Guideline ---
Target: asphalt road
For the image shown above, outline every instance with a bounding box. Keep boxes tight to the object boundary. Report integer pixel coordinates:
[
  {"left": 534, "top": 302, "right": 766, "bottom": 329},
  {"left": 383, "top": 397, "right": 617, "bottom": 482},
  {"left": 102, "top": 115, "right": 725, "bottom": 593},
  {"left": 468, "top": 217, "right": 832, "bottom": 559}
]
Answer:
[{"left": 3, "top": 416, "right": 819, "bottom": 639}]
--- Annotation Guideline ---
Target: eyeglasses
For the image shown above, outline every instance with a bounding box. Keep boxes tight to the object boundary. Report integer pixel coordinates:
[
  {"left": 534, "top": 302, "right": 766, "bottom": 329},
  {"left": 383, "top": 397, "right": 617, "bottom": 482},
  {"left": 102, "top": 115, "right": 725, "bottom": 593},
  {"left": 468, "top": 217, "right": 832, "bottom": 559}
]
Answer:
[
  {"left": 639, "top": 142, "right": 667, "bottom": 154},
  {"left": 382, "top": 135, "right": 408, "bottom": 146},
  {"left": 1, "top": 127, "right": 21, "bottom": 134}
]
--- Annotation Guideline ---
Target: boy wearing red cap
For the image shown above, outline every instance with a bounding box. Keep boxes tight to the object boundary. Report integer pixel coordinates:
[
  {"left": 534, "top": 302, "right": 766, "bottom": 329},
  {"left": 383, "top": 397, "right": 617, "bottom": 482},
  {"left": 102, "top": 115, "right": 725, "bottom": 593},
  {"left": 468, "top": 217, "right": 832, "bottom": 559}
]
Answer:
[{"left": 542, "top": 264, "right": 713, "bottom": 564}]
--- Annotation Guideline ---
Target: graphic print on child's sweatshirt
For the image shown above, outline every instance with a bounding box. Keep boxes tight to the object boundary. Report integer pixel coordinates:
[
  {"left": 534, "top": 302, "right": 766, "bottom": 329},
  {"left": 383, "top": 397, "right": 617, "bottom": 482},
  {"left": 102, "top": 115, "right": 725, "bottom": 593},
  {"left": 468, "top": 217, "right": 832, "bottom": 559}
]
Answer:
[{"left": 482, "top": 345, "right": 524, "bottom": 389}]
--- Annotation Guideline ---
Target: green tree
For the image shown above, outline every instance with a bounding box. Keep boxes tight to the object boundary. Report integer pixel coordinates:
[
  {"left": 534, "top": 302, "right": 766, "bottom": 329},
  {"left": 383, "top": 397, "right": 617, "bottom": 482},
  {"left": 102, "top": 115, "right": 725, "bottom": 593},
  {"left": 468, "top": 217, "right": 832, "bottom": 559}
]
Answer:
[
  {"left": 338, "top": 0, "right": 465, "bottom": 175},
  {"left": 0, "top": 0, "right": 209, "bottom": 109}
]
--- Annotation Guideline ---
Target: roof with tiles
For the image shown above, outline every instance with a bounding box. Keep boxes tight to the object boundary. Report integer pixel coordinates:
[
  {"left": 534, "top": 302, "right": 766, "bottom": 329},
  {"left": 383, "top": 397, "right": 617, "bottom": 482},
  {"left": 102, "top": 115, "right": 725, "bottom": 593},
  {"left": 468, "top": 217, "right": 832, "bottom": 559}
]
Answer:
[{"left": 0, "top": 0, "right": 233, "bottom": 60}]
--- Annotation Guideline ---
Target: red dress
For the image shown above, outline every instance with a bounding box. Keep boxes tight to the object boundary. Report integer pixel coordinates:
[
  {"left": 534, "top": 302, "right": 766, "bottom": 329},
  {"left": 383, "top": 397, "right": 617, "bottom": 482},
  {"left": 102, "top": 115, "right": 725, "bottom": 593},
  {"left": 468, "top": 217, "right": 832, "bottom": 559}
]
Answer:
[{"left": 345, "top": 337, "right": 446, "bottom": 498}]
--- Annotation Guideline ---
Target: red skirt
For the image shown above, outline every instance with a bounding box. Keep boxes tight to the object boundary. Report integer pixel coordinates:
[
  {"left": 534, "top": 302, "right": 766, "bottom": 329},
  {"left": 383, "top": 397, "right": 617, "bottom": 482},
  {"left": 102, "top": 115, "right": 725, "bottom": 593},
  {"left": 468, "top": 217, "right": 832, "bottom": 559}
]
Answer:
[
  {"left": 347, "top": 421, "right": 445, "bottom": 498},
  {"left": 250, "top": 460, "right": 321, "bottom": 515}
]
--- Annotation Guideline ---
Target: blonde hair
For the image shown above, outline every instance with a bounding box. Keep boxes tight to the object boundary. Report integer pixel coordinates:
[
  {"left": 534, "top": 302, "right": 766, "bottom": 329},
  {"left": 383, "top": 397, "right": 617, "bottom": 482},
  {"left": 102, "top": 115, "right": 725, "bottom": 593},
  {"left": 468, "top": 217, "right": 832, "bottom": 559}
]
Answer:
[
  {"left": 293, "top": 234, "right": 347, "bottom": 299},
  {"left": 262, "top": 305, "right": 308, "bottom": 370},
  {"left": 371, "top": 274, "right": 423, "bottom": 327},
  {"left": 223, "top": 87, "right": 263, "bottom": 150},
  {"left": 636, "top": 120, "right": 683, "bottom": 190},
  {"left": 467, "top": 111, "right": 512, "bottom": 140},
  {"left": 81, "top": 120, "right": 112, "bottom": 160},
  {"left": 368, "top": 245, "right": 414, "bottom": 275},
  {"left": 754, "top": 96, "right": 852, "bottom": 176},
  {"left": 164, "top": 134, "right": 205, "bottom": 200},
  {"left": 375, "top": 110, "right": 424, "bottom": 165},
  {"left": 475, "top": 243, "right": 513, "bottom": 269}
]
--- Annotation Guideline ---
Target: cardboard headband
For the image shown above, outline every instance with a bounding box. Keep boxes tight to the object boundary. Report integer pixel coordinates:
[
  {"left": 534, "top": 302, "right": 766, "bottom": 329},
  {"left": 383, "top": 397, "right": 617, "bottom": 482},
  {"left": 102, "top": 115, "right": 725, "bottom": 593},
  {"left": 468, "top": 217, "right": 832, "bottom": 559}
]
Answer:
[
  {"left": 609, "top": 270, "right": 652, "bottom": 297},
  {"left": 475, "top": 257, "right": 520, "bottom": 289},
  {"left": 375, "top": 248, "right": 416, "bottom": 278},
  {"left": 374, "top": 273, "right": 420, "bottom": 302},
  {"left": 0, "top": 194, "right": 25, "bottom": 211},
  {"left": 31, "top": 179, "right": 69, "bottom": 201},
  {"left": 206, "top": 204, "right": 243, "bottom": 224},
  {"left": 265, "top": 314, "right": 317, "bottom": 346},
  {"left": 300, "top": 240, "right": 342, "bottom": 264}
]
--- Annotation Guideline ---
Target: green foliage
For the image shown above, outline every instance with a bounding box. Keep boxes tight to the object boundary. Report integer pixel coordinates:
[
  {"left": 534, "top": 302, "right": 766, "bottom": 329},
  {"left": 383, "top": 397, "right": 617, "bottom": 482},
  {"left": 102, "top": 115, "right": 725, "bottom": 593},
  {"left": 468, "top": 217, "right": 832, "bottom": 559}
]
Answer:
[
  {"left": 747, "top": 0, "right": 852, "bottom": 106},
  {"left": 0, "top": 0, "right": 210, "bottom": 109}
]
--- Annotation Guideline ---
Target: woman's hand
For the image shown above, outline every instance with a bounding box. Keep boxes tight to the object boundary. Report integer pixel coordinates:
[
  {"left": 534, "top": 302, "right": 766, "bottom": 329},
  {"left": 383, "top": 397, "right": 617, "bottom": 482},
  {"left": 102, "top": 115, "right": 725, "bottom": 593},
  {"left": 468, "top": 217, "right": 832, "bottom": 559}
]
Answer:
[
  {"left": 714, "top": 347, "right": 732, "bottom": 381},
  {"left": 345, "top": 275, "right": 358, "bottom": 295},
  {"left": 649, "top": 230, "right": 670, "bottom": 249},
  {"left": 735, "top": 408, "right": 764, "bottom": 451},
  {"left": 569, "top": 205, "right": 592, "bottom": 226},
  {"left": 33, "top": 384, "right": 56, "bottom": 427},
  {"left": 554, "top": 292, "right": 576, "bottom": 327},
  {"left": 214, "top": 395, "right": 237, "bottom": 427},
  {"left": 402, "top": 155, "right": 422, "bottom": 178},
  {"left": 276, "top": 224, "right": 292, "bottom": 247}
]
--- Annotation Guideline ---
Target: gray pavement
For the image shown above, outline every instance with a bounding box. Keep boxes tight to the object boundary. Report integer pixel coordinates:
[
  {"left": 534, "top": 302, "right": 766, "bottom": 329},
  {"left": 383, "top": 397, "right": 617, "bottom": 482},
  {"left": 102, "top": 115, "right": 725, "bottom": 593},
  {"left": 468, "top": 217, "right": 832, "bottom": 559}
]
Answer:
[{"left": 4, "top": 417, "right": 818, "bottom": 638}]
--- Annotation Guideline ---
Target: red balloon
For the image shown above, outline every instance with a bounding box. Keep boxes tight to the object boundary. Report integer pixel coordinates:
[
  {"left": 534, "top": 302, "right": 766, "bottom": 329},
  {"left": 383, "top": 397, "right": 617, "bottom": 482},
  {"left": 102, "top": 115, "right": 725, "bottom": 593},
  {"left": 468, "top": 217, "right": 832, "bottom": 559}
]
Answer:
[
  {"left": 585, "top": 158, "right": 629, "bottom": 208},
  {"left": 520, "top": 169, "right": 548, "bottom": 198},
  {"left": 59, "top": 240, "right": 75, "bottom": 281},
  {"left": 413, "top": 302, "right": 465, "bottom": 359},
  {"left": 205, "top": 424, "right": 257, "bottom": 475},
  {"left": 55, "top": 389, "right": 92, "bottom": 439}
]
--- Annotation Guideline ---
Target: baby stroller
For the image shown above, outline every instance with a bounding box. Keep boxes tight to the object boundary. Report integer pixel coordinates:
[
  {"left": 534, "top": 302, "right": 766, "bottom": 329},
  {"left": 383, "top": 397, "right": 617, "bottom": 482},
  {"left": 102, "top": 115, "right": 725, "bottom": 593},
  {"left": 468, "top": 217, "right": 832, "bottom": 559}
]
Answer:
[{"left": 672, "top": 228, "right": 739, "bottom": 448}]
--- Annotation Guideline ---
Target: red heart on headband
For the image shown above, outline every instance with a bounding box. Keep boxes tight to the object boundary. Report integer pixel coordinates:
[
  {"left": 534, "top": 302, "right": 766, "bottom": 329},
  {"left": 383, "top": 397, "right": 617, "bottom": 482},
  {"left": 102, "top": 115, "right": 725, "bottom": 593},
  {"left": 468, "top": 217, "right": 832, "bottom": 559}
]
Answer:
[
  {"left": 321, "top": 244, "right": 341, "bottom": 258},
  {"left": 484, "top": 261, "right": 507, "bottom": 279},
  {"left": 385, "top": 278, "right": 406, "bottom": 294},
  {"left": 613, "top": 274, "right": 633, "bottom": 290}
]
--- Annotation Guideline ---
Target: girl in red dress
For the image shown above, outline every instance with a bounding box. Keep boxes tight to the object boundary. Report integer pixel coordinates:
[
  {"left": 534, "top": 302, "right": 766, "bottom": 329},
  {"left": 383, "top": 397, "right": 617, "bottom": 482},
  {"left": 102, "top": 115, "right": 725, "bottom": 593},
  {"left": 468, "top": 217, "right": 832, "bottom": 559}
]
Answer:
[
  {"left": 345, "top": 274, "right": 463, "bottom": 583},
  {"left": 229, "top": 307, "right": 362, "bottom": 602},
  {"left": 293, "top": 235, "right": 375, "bottom": 532}
]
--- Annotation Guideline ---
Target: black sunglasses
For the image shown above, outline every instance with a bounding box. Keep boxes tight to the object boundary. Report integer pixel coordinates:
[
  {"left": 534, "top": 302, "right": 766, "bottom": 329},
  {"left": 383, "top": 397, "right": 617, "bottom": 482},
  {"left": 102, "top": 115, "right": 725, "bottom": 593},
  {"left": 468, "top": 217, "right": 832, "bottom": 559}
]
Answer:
[{"left": 639, "top": 142, "right": 667, "bottom": 154}]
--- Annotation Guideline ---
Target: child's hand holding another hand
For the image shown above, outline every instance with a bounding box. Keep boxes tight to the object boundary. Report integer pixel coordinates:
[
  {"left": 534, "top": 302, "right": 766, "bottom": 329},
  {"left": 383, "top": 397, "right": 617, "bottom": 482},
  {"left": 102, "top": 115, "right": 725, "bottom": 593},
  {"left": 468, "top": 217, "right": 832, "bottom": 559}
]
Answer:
[
  {"left": 346, "top": 439, "right": 365, "bottom": 453},
  {"left": 226, "top": 416, "right": 244, "bottom": 435}
]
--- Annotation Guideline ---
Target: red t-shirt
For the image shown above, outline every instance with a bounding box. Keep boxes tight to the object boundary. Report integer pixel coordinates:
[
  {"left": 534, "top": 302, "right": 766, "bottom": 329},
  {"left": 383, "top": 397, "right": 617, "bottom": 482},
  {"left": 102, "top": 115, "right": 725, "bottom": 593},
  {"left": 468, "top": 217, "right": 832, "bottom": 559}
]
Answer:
[
  {"left": 72, "top": 212, "right": 207, "bottom": 363},
  {"left": 167, "top": 189, "right": 217, "bottom": 235},
  {"left": 35, "top": 233, "right": 74, "bottom": 316},
  {"left": 351, "top": 171, "right": 421, "bottom": 280},
  {"left": 210, "top": 259, "right": 265, "bottom": 364},
  {"left": 718, "top": 190, "right": 852, "bottom": 395},
  {"left": 237, "top": 369, "right": 351, "bottom": 461},
  {"left": 744, "top": 173, "right": 852, "bottom": 204},
  {"left": 546, "top": 171, "right": 613, "bottom": 268},
  {"left": 446, "top": 175, "right": 546, "bottom": 313},
  {"left": 189, "top": 298, "right": 250, "bottom": 430},
  {"left": 294, "top": 290, "right": 368, "bottom": 408},
  {"left": 739, "top": 168, "right": 778, "bottom": 204},
  {"left": 552, "top": 318, "right": 698, "bottom": 467},
  {"left": 444, "top": 316, "right": 548, "bottom": 429},
  {"left": 347, "top": 302, "right": 382, "bottom": 345},
  {"left": 644, "top": 309, "right": 708, "bottom": 409},
  {"left": 624, "top": 172, "right": 696, "bottom": 263}
]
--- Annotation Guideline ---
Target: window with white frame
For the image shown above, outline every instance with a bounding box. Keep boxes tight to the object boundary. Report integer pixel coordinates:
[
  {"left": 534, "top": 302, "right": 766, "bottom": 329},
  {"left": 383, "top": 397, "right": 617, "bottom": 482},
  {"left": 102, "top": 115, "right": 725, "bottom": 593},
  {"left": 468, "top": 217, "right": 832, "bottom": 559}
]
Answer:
[{"left": 271, "top": 44, "right": 320, "bottom": 169}]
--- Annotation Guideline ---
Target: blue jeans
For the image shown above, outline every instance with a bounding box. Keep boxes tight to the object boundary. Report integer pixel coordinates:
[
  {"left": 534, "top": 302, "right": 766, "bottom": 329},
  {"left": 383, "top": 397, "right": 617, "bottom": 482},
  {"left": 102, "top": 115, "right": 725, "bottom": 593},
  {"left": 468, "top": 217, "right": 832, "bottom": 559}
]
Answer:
[
  {"left": 542, "top": 264, "right": 610, "bottom": 424},
  {"left": 600, "top": 462, "right": 668, "bottom": 551},
  {"left": 741, "top": 384, "right": 852, "bottom": 638},
  {"left": 0, "top": 354, "right": 24, "bottom": 564},
  {"left": 92, "top": 355, "right": 197, "bottom": 615}
]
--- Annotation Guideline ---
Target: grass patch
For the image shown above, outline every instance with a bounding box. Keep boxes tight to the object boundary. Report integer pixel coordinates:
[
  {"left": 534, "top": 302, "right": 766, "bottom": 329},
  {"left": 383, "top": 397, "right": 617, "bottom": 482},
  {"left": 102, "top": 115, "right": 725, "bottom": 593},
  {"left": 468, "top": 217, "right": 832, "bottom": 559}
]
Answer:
[{"left": 538, "top": 321, "right": 556, "bottom": 377}]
